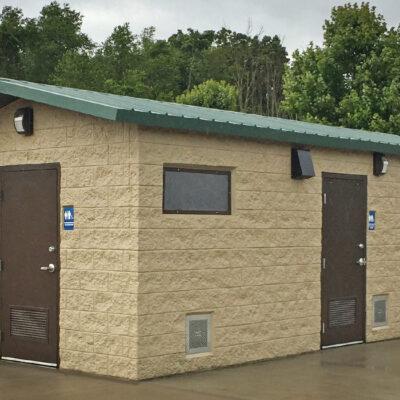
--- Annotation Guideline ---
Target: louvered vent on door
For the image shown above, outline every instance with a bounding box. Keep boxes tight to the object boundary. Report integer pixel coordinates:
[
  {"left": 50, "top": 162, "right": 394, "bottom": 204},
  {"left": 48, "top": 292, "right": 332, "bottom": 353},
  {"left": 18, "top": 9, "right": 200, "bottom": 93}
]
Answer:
[
  {"left": 10, "top": 307, "right": 49, "bottom": 342},
  {"left": 328, "top": 299, "right": 356, "bottom": 327},
  {"left": 186, "top": 314, "right": 211, "bottom": 354}
]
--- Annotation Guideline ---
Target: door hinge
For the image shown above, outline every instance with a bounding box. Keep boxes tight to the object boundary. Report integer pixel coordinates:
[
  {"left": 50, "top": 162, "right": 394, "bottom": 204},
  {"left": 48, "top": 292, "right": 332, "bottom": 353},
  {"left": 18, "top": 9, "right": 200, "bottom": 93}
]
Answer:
[
  {"left": 322, "top": 322, "right": 325, "bottom": 334},
  {"left": 323, "top": 193, "right": 327, "bottom": 205},
  {"left": 322, "top": 257, "right": 326, "bottom": 270},
  {"left": 0, "top": 330, "right": 2, "bottom": 341},
  {"left": 0, "top": 259, "right": 3, "bottom": 271}
]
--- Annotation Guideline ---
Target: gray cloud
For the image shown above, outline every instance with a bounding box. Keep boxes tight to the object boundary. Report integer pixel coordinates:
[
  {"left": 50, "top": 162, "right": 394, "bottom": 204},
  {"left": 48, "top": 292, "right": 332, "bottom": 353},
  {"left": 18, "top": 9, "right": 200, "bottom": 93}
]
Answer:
[{"left": 5, "top": 0, "right": 400, "bottom": 55}]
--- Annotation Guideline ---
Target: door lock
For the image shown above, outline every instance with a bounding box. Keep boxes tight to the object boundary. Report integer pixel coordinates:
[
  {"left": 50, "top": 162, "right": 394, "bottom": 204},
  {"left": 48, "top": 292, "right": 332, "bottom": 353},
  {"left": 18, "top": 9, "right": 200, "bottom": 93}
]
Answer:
[
  {"left": 356, "top": 258, "right": 367, "bottom": 267},
  {"left": 40, "top": 263, "right": 56, "bottom": 273}
]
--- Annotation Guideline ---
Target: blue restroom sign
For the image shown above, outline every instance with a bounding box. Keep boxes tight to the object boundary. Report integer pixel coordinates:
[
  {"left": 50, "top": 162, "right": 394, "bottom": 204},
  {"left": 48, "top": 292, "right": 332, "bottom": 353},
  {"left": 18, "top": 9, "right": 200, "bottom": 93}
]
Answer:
[
  {"left": 368, "top": 210, "right": 376, "bottom": 230},
  {"left": 64, "top": 206, "right": 74, "bottom": 230}
]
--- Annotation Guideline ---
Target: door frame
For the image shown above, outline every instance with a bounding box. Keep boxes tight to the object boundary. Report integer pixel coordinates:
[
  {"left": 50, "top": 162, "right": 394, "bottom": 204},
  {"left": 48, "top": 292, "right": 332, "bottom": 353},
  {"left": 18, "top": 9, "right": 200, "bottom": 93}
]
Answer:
[
  {"left": 0, "top": 163, "right": 61, "bottom": 366},
  {"left": 321, "top": 172, "right": 367, "bottom": 348}
]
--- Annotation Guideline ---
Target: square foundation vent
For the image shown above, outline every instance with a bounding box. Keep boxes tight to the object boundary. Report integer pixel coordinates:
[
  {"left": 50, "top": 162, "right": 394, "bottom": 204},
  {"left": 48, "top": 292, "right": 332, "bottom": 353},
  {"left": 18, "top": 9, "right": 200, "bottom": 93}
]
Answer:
[
  {"left": 186, "top": 314, "right": 211, "bottom": 354},
  {"left": 373, "top": 295, "right": 388, "bottom": 327}
]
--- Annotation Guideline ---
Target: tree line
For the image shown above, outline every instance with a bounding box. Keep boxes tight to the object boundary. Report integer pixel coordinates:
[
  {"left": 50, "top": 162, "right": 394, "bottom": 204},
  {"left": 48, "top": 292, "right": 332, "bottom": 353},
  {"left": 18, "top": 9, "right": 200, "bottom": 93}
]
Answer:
[
  {"left": 1, "top": 2, "right": 400, "bottom": 133},
  {"left": 282, "top": 2, "right": 400, "bottom": 134},
  {"left": 0, "top": 2, "right": 287, "bottom": 117}
]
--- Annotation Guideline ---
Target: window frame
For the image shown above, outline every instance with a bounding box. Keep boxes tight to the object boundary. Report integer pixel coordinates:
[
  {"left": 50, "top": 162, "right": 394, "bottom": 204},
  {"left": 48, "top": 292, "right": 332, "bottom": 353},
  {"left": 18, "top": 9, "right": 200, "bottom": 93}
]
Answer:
[{"left": 162, "top": 167, "right": 232, "bottom": 215}]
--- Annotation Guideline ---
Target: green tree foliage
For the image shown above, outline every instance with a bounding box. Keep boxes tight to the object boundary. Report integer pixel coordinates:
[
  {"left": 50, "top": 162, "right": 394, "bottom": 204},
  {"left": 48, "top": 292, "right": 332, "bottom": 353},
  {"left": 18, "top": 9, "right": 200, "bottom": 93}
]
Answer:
[
  {"left": 339, "top": 27, "right": 400, "bottom": 133},
  {"left": 0, "top": 6, "right": 27, "bottom": 79},
  {"left": 3, "top": 1, "right": 400, "bottom": 129},
  {"left": 3, "top": 0, "right": 400, "bottom": 129},
  {"left": 24, "top": 2, "right": 93, "bottom": 83},
  {"left": 51, "top": 50, "right": 103, "bottom": 91},
  {"left": 281, "top": 45, "right": 336, "bottom": 123},
  {"left": 176, "top": 79, "right": 238, "bottom": 110},
  {"left": 168, "top": 28, "right": 215, "bottom": 91},
  {"left": 281, "top": 2, "right": 400, "bottom": 133},
  {"left": 0, "top": 2, "right": 288, "bottom": 113},
  {"left": 201, "top": 29, "right": 288, "bottom": 116},
  {"left": 101, "top": 23, "right": 138, "bottom": 81},
  {"left": 0, "top": 2, "right": 92, "bottom": 83}
]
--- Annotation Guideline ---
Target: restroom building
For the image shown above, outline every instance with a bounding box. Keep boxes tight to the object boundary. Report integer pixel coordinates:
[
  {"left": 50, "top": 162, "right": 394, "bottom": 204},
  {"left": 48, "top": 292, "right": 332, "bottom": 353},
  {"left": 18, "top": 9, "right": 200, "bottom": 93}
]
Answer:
[{"left": 0, "top": 78, "right": 399, "bottom": 380}]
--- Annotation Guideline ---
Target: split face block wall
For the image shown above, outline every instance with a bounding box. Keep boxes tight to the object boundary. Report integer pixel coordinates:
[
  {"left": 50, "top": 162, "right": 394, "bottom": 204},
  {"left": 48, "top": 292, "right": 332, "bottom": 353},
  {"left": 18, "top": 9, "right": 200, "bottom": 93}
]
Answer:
[
  {"left": 0, "top": 100, "right": 140, "bottom": 379},
  {"left": 135, "top": 126, "right": 400, "bottom": 379},
  {"left": 0, "top": 101, "right": 399, "bottom": 380}
]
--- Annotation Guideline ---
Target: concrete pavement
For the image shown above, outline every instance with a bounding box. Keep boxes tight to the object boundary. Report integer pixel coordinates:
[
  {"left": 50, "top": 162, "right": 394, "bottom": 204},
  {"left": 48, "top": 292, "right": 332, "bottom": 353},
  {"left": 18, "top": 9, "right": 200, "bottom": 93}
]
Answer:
[{"left": 1, "top": 340, "right": 400, "bottom": 400}]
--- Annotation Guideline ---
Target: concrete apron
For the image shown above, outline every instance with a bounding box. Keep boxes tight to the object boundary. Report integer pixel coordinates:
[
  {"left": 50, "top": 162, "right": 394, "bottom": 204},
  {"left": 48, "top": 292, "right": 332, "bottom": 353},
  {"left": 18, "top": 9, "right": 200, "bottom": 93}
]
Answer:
[{"left": 1, "top": 340, "right": 400, "bottom": 400}]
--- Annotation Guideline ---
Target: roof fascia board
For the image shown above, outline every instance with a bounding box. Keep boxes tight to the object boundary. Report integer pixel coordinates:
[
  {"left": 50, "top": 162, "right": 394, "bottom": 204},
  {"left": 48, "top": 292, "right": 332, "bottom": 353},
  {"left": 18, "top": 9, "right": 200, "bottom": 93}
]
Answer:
[
  {"left": 116, "top": 109, "right": 400, "bottom": 155},
  {"left": 0, "top": 81, "right": 119, "bottom": 121}
]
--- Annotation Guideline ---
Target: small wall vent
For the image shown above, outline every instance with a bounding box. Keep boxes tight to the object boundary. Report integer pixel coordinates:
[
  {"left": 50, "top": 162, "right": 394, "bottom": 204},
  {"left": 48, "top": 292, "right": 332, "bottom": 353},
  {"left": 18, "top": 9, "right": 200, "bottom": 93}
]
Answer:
[
  {"left": 186, "top": 314, "right": 211, "bottom": 354},
  {"left": 373, "top": 295, "right": 388, "bottom": 327}
]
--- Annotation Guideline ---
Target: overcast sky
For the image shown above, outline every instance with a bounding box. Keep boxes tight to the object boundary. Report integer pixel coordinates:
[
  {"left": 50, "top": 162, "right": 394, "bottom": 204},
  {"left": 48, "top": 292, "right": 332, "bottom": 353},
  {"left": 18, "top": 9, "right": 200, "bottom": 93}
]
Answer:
[{"left": 5, "top": 0, "right": 400, "bottom": 55}]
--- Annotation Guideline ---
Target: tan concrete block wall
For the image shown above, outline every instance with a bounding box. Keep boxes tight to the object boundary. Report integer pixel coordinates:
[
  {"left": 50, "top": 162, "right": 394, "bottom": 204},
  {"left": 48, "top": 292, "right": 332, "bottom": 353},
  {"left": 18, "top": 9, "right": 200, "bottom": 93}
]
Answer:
[
  {"left": 367, "top": 162, "right": 400, "bottom": 341},
  {"left": 0, "top": 100, "right": 139, "bottom": 379},
  {"left": 135, "top": 126, "right": 400, "bottom": 379}
]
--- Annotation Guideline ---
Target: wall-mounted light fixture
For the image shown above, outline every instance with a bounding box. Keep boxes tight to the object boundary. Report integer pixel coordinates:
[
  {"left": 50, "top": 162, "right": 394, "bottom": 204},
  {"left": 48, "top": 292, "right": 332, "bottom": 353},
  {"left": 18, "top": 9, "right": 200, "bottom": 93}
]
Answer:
[
  {"left": 14, "top": 107, "right": 33, "bottom": 135},
  {"left": 373, "top": 152, "right": 388, "bottom": 176},
  {"left": 291, "top": 148, "right": 315, "bottom": 179}
]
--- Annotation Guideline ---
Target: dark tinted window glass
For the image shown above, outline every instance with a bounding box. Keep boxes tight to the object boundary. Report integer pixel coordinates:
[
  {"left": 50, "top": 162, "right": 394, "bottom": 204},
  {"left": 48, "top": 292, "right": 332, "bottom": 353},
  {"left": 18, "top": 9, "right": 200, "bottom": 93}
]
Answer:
[{"left": 163, "top": 168, "right": 231, "bottom": 214}]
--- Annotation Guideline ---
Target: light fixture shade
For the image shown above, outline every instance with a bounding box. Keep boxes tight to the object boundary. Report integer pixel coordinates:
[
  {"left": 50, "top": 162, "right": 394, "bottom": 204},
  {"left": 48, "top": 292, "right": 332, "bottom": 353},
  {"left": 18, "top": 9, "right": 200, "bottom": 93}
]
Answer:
[
  {"left": 14, "top": 107, "right": 33, "bottom": 135},
  {"left": 291, "top": 148, "right": 315, "bottom": 179},
  {"left": 373, "top": 152, "right": 388, "bottom": 176}
]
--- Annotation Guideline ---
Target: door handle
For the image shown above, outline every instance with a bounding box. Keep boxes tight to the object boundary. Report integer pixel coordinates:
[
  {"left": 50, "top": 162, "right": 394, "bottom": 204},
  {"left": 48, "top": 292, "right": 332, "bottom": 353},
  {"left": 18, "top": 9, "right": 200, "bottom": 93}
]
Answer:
[
  {"left": 40, "top": 263, "right": 56, "bottom": 273},
  {"left": 356, "top": 258, "right": 367, "bottom": 267}
]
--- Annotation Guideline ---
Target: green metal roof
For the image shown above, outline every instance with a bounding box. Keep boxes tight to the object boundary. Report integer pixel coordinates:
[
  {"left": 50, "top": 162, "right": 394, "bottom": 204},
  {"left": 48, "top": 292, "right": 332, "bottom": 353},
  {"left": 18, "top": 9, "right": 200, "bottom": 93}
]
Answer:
[{"left": 1, "top": 77, "right": 400, "bottom": 155}]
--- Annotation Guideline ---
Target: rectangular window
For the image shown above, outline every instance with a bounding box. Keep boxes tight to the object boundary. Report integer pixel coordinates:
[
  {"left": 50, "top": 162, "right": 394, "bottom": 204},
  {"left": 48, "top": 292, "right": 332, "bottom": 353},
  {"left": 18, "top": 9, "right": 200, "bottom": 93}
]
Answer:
[
  {"left": 163, "top": 167, "right": 231, "bottom": 214},
  {"left": 373, "top": 295, "right": 388, "bottom": 328},
  {"left": 186, "top": 314, "right": 212, "bottom": 354}
]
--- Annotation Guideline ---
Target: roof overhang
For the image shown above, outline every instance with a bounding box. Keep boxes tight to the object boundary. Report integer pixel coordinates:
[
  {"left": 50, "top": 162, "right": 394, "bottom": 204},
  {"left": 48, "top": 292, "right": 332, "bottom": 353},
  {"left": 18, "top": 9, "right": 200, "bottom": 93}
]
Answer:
[
  {"left": 0, "top": 93, "right": 17, "bottom": 108},
  {"left": 1, "top": 77, "right": 400, "bottom": 156},
  {"left": 116, "top": 109, "right": 400, "bottom": 155}
]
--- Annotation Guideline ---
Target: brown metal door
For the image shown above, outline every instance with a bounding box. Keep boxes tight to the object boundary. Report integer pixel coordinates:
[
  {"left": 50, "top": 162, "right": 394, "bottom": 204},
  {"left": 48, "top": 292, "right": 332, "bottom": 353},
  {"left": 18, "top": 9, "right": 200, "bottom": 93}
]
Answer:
[
  {"left": 321, "top": 173, "right": 367, "bottom": 347},
  {"left": 0, "top": 164, "right": 59, "bottom": 365}
]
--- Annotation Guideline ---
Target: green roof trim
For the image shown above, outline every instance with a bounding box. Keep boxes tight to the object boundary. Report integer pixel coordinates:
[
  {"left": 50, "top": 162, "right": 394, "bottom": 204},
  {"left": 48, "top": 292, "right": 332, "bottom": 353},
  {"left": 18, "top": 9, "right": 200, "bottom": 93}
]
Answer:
[{"left": 1, "top": 78, "right": 400, "bottom": 155}]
